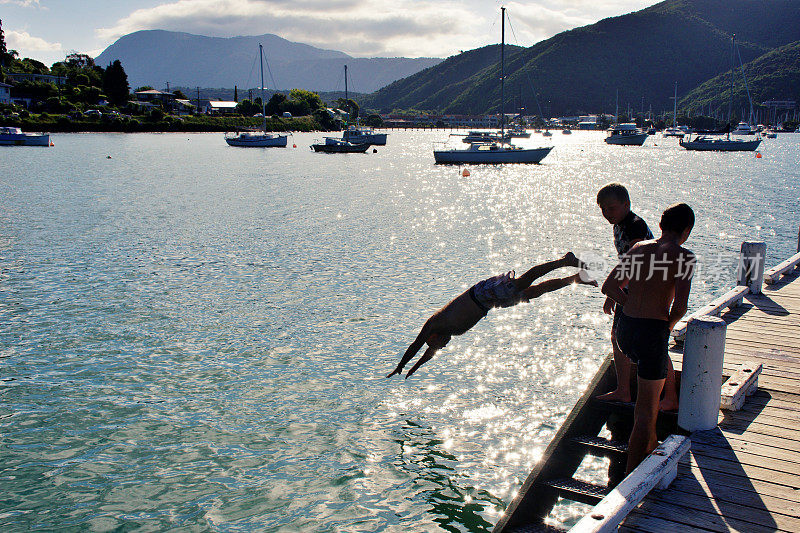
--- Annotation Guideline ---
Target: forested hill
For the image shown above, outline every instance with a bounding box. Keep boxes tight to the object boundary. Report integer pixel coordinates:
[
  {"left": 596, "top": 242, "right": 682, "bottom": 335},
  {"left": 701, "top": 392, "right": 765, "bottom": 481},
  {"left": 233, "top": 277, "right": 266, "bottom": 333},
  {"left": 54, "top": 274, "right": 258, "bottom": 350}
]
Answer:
[
  {"left": 681, "top": 41, "right": 800, "bottom": 115},
  {"left": 361, "top": 0, "right": 800, "bottom": 116}
]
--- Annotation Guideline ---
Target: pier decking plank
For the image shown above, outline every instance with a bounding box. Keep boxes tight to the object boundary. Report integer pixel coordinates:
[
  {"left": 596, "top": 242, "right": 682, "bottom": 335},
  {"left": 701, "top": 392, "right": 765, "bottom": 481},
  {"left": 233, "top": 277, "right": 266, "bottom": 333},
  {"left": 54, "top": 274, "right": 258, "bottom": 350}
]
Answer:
[{"left": 620, "top": 269, "right": 800, "bottom": 532}]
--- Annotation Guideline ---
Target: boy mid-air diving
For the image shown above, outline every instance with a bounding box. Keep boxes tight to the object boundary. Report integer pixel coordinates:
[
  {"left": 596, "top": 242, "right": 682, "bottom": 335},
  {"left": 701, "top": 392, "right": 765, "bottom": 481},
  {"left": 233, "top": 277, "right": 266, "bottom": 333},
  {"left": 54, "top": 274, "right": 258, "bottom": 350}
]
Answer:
[{"left": 387, "top": 253, "right": 597, "bottom": 379}]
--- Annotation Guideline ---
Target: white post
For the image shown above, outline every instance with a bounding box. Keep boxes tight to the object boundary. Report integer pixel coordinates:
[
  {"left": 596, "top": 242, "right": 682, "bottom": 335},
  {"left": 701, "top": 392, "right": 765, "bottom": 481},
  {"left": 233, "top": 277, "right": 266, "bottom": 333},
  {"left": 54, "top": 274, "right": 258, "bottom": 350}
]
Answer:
[
  {"left": 736, "top": 241, "right": 767, "bottom": 294},
  {"left": 678, "top": 316, "right": 727, "bottom": 432}
]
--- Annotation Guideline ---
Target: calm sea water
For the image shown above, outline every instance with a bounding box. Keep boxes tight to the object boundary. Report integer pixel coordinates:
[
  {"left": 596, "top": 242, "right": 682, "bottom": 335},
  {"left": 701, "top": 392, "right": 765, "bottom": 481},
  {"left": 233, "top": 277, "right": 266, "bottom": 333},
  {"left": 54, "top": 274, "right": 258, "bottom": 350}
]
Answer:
[{"left": 1, "top": 130, "right": 798, "bottom": 532}]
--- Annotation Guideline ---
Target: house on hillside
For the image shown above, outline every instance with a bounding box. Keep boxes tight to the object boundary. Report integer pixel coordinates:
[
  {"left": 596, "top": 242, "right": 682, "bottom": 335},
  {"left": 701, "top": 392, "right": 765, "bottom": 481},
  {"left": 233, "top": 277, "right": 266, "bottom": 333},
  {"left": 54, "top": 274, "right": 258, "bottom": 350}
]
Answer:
[
  {"left": 174, "top": 99, "right": 196, "bottom": 115},
  {"left": 135, "top": 89, "right": 176, "bottom": 105},
  {"left": 197, "top": 99, "right": 237, "bottom": 115},
  {"left": 0, "top": 82, "right": 11, "bottom": 105},
  {"left": 4, "top": 72, "right": 66, "bottom": 87}
]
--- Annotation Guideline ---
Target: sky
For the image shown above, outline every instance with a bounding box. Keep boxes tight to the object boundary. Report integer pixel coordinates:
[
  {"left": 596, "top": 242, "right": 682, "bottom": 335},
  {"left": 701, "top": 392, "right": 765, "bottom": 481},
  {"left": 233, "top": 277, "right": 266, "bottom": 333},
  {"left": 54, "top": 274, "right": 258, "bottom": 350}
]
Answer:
[{"left": 2, "top": 0, "right": 657, "bottom": 65}]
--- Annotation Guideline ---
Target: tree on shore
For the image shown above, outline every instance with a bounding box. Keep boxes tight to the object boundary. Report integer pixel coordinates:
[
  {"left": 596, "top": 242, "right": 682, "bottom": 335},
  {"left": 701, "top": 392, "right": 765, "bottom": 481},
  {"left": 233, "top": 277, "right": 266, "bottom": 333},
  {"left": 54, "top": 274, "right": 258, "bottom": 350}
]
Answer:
[{"left": 102, "top": 60, "right": 130, "bottom": 106}]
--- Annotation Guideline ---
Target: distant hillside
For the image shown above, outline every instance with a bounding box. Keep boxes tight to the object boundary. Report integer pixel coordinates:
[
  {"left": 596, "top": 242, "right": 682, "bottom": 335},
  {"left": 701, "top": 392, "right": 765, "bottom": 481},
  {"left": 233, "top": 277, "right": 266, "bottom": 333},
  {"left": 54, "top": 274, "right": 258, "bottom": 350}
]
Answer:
[
  {"left": 95, "top": 30, "right": 442, "bottom": 93},
  {"left": 681, "top": 41, "right": 800, "bottom": 116},
  {"left": 362, "top": 0, "right": 800, "bottom": 115}
]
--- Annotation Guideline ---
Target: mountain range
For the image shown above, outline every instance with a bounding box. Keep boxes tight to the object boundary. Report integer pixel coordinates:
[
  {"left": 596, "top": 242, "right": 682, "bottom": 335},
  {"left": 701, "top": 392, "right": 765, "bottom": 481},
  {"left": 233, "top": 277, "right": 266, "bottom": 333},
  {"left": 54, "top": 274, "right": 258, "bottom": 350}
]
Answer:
[
  {"left": 95, "top": 31, "right": 442, "bottom": 93},
  {"left": 361, "top": 0, "right": 800, "bottom": 117}
]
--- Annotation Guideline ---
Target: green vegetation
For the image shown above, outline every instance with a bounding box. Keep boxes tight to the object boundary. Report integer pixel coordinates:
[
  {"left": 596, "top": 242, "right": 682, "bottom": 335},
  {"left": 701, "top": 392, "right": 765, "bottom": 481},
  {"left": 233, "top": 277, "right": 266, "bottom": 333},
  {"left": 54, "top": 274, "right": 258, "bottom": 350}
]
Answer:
[{"left": 360, "top": 0, "right": 800, "bottom": 117}]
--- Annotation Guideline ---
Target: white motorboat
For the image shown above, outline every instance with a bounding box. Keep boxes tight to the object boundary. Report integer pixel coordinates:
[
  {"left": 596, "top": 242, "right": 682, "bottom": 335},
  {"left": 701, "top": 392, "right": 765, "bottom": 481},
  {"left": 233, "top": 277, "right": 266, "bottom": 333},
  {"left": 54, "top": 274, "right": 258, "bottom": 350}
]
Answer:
[
  {"left": 225, "top": 44, "right": 288, "bottom": 148},
  {"left": 0, "top": 126, "right": 51, "bottom": 146},
  {"left": 604, "top": 123, "right": 648, "bottom": 145},
  {"left": 431, "top": 8, "right": 552, "bottom": 165},
  {"left": 461, "top": 130, "right": 511, "bottom": 143},
  {"left": 508, "top": 124, "right": 530, "bottom": 138},
  {"left": 731, "top": 122, "right": 756, "bottom": 135},
  {"left": 342, "top": 125, "right": 387, "bottom": 145}
]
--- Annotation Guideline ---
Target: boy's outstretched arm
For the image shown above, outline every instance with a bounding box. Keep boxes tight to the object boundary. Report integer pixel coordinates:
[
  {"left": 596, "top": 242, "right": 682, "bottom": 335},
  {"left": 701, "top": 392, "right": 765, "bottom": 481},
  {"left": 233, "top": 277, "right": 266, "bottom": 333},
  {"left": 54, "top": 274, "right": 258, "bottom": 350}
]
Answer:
[
  {"left": 387, "top": 323, "right": 430, "bottom": 378},
  {"left": 405, "top": 344, "right": 440, "bottom": 378}
]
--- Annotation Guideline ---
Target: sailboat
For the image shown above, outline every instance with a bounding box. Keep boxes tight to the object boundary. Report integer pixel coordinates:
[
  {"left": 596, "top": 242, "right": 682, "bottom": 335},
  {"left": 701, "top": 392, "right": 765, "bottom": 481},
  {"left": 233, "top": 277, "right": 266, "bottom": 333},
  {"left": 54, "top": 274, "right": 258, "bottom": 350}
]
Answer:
[
  {"left": 663, "top": 82, "right": 687, "bottom": 137},
  {"left": 433, "top": 8, "right": 552, "bottom": 165},
  {"left": 339, "top": 65, "right": 387, "bottom": 145},
  {"left": 225, "top": 44, "right": 288, "bottom": 147},
  {"left": 681, "top": 35, "right": 761, "bottom": 152}
]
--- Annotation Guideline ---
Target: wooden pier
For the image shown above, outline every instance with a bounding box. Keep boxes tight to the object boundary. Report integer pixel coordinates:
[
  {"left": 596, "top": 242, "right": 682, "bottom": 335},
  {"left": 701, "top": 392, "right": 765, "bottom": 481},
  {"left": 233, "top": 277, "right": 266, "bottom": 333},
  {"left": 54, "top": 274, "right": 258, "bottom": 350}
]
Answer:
[
  {"left": 494, "top": 238, "right": 800, "bottom": 532},
  {"left": 619, "top": 266, "right": 800, "bottom": 533}
]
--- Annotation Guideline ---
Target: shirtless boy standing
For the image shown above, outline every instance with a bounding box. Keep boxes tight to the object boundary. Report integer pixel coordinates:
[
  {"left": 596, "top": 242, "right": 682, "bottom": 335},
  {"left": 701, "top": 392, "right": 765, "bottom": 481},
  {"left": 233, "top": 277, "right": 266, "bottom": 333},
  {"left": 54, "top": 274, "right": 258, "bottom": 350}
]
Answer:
[{"left": 601, "top": 203, "right": 695, "bottom": 473}]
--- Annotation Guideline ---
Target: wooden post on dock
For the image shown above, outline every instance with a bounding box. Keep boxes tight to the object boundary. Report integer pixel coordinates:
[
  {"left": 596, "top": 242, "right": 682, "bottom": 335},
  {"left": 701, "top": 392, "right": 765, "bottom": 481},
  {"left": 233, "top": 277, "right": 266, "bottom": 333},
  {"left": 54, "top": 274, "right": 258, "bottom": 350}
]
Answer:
[
  {"left": 736, "top": 241, "right": 767, "bottom": 294},
  {"left": 678, "top": 316, "right": 727, "bottom": 432}
]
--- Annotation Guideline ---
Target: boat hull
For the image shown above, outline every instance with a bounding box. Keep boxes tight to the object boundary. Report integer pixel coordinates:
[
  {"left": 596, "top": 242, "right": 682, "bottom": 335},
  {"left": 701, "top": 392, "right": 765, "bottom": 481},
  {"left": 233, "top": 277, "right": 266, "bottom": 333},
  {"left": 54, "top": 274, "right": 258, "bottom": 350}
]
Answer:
[
  {"left": 680, "top": 138, "right": 761, "bottom": 151},
  {"left": 434, "top": 146, "right": 553, "bottom": 164},
  {"left": 604, "top": 133, "right": 648, "bottom": 146},
  {"left": 225, "top": 134, "right": 288, "bottom": 147},
  {"left": 311, "top": 143, "right": 371, "bottom": 153},
  {"left": 342, "top": 132, "right": 387, "bottom": 145},
  {"left": 0, "top": 133, "right": 51, "bottom": 146}
]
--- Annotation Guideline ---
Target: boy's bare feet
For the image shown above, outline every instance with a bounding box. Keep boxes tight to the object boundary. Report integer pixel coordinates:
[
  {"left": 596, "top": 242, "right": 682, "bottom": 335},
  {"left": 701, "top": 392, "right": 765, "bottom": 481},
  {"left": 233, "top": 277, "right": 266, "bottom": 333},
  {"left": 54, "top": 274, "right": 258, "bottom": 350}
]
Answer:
[
  {"left": 596, "top": 389, "right": 632, "bottom": 403},
  {"left": 563, "top": 251, "right": 587, "bottom": 269},
  {"left": 577, "top": 270, "right": 598, "bottom": 286}
]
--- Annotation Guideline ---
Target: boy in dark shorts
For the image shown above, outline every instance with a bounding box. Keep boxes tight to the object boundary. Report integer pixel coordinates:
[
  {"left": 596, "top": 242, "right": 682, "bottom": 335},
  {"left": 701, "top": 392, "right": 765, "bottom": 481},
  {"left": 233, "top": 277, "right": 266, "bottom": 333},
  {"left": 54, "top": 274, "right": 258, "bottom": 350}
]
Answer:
[
  {"left": 602, "top": 203, "right": 695, "bottom": 473},
  {"left": 387, "top": 253, "right": 597, "bottom": 379},
  {"left": 595, "top": 183, "right": 654, "bottom": 404}
]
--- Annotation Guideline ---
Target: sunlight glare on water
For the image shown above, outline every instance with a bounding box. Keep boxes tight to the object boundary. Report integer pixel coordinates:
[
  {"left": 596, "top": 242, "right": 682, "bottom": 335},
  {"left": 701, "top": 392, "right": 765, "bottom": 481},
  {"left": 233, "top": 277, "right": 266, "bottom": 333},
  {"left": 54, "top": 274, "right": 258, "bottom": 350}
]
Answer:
[{"left": 1, "top": 130, "right": 798, "bottom": 531}]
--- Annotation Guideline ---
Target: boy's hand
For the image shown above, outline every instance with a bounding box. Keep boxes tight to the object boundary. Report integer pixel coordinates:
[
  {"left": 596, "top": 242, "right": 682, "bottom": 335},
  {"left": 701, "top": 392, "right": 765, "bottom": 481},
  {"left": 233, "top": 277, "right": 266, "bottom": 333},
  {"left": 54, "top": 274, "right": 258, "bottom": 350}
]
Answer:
[
  {"left": 603, "top": 296, "right": 615, "bottom": 315},
  {"left": 386, "top": 365, "right": 403, "bottom": 378}
]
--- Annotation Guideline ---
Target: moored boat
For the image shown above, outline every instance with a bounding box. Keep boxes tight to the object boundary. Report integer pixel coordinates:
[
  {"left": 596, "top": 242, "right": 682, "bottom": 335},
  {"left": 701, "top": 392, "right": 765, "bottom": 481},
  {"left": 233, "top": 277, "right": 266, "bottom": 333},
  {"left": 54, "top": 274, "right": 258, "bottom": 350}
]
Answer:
[
  {"left": 431, "top": 8, "right": 552, "bottom": 165},
  {"left": 0, "top": 126, "right": 51, "bottom": 147},
  {"left": 461, "top": 130, "right": 511, "bottom": 143},
  {"left": 225, "top": 44, "right": 288, "bottom": 148},
  {"left": 311, "top": 137, "right": 371, "bottom": 153},
  {"left": 604, "top": 123, "right": 648, "bottom": 145},
  {"left": 342, "top": 125, "right": 387, "bottom": 145},
  {"left": 679, "top": 135, "right": 761, "bottom": 151}
]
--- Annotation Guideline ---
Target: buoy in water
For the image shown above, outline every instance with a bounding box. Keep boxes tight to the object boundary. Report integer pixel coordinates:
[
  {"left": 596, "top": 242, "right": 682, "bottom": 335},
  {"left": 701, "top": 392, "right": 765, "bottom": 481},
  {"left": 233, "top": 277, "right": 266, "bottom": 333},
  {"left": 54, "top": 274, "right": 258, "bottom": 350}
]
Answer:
[
  {"left": 293, "top": 144, "right": 297, "bottom": 148},
  {"left": 461, "top": 168, "right": 470, "bottom": 177},
  {"left": 373, "top": 148, "right": 377, "bottom": 153},
  {"left": 106, "top": 155, "right": 112, "bottom": 159},
  {"left": 50, "top": 141, "right": 54, "bottom": 147},
  {"left": 756, "top": 152, "right": 762, "bottom": 158}
]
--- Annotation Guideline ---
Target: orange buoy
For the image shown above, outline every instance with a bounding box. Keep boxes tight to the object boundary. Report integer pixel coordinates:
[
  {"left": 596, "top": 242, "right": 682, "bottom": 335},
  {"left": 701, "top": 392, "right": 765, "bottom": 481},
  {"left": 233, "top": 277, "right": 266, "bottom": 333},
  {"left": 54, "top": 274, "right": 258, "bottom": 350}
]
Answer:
[
  {"left": 756, "top": 152, "right": 762, "bottom": 158},
  {"left": 462, "top": 168, "right": 471, "bottom": 177},
  {"left": 293, "top": 144, "right": 297, "bottom": 148}
]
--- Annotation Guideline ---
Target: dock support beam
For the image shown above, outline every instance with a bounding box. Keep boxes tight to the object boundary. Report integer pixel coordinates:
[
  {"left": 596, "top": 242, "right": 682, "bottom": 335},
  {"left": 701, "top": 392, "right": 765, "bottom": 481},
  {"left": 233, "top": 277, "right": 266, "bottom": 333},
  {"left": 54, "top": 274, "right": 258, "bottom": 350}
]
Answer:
[
  {"left": 737, "top": 241, "right": 767, "bottom": 294},
  {"left": 678, "top": 316, "right": 727, "bottom": 432}
]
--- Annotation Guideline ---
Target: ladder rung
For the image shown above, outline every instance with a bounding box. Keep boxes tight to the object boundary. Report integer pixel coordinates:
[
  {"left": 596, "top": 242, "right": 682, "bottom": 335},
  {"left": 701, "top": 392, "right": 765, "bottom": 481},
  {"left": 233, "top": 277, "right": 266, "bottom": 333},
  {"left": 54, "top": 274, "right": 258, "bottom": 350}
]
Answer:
[
  {"left": 540, "top": 478, "right": 610, "bottom": 506},
  {"left": 570, "top": 435, "right": 628, "bottom": 457}
]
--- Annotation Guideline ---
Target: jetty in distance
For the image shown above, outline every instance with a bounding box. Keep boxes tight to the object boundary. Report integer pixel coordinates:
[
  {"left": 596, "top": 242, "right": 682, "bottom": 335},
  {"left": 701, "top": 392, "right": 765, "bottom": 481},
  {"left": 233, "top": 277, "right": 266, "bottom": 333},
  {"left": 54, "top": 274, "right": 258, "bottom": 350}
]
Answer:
[{"left": 493, "top": 229, "right": 800, "bottom": 532}]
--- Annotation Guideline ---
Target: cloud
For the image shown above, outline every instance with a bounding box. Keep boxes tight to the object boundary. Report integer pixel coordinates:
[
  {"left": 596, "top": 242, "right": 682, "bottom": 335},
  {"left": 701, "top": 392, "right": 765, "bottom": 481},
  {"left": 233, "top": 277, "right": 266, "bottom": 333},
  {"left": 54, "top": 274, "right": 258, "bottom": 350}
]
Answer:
[
  {"left": 96, "top": 0, "right": 657, "bottom": 58},
  {"left": 6, "top": 30, "right": 62, "bottom": 53},
  {"left": 96, "top": 0, "right": 493, "bottom": 58},
  {"left": 0, "top": 0, "right": 41, "bottom": 6}
]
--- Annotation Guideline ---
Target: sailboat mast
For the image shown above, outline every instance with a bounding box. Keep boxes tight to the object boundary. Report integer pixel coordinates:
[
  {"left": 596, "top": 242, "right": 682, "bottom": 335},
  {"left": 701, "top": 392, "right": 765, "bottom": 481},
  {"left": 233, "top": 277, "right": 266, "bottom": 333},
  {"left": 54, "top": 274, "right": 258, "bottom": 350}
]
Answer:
[
  {"left": 259, "top": 44, "right": 266, "bottom": 133},
  {"left": 500, "top": 7, "right": 505, "bottom": 140},
  {"left": 728, "top": 34, "right": 734, "bottom": 137},
  {"left": 673, "top": 81, "right": 678, "bottom": 127}
]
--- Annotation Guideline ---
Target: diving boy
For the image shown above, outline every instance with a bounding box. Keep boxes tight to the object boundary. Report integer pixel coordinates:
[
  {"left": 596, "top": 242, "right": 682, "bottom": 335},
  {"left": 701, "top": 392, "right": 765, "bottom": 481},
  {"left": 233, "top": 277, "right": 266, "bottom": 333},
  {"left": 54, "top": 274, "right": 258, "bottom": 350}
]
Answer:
[
  {"left": 387, "top": 253, "right": 597, "bottom": 379},
  {"left": 601, "top": 203, "right": 695, "bottom": 473},
  {"left": 595, "top": 183, "right": 654, "bottom": 403}
]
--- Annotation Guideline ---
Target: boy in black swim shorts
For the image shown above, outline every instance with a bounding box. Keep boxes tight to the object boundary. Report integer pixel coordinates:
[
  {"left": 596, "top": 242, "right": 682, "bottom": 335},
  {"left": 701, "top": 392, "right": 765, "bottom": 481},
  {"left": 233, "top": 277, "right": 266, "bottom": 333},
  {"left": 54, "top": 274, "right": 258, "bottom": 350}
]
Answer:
[
  {"left": 387, "top": 253, "right": 597, "bottom": 379},
  {"left": 602, "top": 203, "right": 695, "bottom": 474}
]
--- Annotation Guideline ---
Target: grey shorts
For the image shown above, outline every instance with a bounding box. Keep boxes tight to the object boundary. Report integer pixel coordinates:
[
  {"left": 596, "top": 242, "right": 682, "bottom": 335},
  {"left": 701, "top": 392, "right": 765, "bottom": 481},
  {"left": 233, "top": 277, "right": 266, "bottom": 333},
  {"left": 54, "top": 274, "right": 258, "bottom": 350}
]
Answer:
[{"left": 470, "top": 271, "right": 523, "bottom": 312}]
